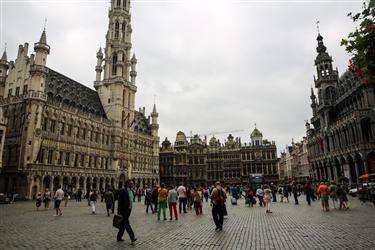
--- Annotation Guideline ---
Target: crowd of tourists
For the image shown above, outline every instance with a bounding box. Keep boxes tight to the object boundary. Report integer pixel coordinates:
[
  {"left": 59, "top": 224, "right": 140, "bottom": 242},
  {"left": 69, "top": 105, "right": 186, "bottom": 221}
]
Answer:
[{"left": 33, "top": 180, "right": 351, "bottom": 245}]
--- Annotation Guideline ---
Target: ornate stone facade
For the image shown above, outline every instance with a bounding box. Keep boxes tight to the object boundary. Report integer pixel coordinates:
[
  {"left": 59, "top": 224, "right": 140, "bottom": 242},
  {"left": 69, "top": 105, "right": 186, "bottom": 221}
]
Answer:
[
  {"left": 0, "top": 0, "right": 159, "bottom": 199},
  {"left": 159, "top": 128, "right": 278, "bottom": 186},
  {"left": 307, "top": 33, "right": 375, "bottom": 184}
]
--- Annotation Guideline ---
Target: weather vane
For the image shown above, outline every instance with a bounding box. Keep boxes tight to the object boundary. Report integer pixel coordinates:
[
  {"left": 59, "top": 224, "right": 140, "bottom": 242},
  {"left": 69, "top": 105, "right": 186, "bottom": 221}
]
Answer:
[
  {"left": 44, "top": 18, "right": 47, "bottom": 31},
  {"left": 316, "top": 19, "right": 320, "bottom": 34}
]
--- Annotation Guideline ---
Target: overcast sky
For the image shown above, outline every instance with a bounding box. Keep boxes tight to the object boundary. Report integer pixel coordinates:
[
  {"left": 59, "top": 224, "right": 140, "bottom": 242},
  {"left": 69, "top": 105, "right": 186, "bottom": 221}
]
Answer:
[{"left": 1, "top": 0, "right": 364, "bottom": 153}]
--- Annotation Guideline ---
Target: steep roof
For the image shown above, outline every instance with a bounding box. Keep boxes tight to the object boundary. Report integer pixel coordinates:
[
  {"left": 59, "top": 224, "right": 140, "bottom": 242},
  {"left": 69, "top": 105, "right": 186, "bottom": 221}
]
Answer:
[
  {"left": 134, "top": 111, "right": 151, "bottom": 136},
  {"left": 45, "top": 68, "right": 107, "bottom": 118}
]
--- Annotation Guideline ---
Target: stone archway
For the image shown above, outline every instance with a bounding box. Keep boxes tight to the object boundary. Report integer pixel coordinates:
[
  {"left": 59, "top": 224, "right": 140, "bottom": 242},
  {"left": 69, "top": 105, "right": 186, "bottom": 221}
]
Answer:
[
  {"left": 105, "top": 177, "right": 110, "bottom": 189},
  {"left": 86, "top": 177, "right": 92, "bottom": 192},
  {"left": 119, "top": 174, "right": 126, "bottom": 189},
  {"left": 348, "top": 155, "right": 357, "bottom": 183},
  {"left": 43, "top": 176, "right": 51, "bottom": 190},
  {"left": 355, "top": 154, "right": 365, "bottom": 177},
  {"left": 62, "top": 176, "right": 69, "bottom": 192},
  {"left": 79, "top": 177, "right": 84, "bottom": 190},
  {"left": 111, "top": 178, "right": 115, "bottom": 189},
  {"left": 367, "top": 151, "right": 375, "bottom": 174},
  {"left": 31, "top": 185, "right": 38, "bottom": 199},
  {"left": 71, "top": 177, "right": 77, "bottom": 193},
  {"left": 334, "top": 158, "right": 341, "bottom": 178},
  {"left": 93, "top": 177, "right": 98, "bottom": 190},
  {"left": 53, "top": 176, "right": 60, "bottom": 191},
  {"left": 99, "top": 177, "right": 104, "bottom": 191}
]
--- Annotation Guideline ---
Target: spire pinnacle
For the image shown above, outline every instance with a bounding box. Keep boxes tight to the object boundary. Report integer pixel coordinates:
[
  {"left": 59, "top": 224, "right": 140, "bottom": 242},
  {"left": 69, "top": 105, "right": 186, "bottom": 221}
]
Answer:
[
  {"left": 39, "top": 29, "right": 47, "bottom": 44},
  {"left": 152, "top": 103, "right": 157, "bottom": 114},
  {"left": 131, "top": 53, "right": 137, "bottom": 63},
  {"left": 1, "top": 44, "right": 7, "bottom": 61}
]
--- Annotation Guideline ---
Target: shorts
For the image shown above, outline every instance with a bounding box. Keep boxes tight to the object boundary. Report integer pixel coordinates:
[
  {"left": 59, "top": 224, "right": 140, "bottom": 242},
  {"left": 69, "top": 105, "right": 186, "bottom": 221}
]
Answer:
[
  {"left": 320, "top": 195, "right": 329, "bottom": 201},
  {"left": 106, "top": 203, "right": 112, "bottom": 210},
  {"left": 54, "top": 200, "right": 62, "bottom": 209}
]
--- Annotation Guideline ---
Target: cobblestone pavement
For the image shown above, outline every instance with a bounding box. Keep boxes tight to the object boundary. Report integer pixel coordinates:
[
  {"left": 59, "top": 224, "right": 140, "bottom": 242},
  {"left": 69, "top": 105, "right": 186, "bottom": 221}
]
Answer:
[{"left": 1, "top": 195, "right": 374, "bottom": 250}]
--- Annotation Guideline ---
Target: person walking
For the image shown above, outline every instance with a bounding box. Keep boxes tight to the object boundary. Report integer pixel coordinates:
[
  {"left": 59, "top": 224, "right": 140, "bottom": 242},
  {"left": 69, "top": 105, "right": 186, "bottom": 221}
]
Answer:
[
  {"left": 305, "top": 182, "right": 313, "bottom": 206},
  {"left": 263, "top": 185, "right": 273, "bottom": 213},
  {"left": 145, "top": 188, "right": 154, "bottom": 214},
  {"left": 177, "top": 183, "right": 187, "bottom": 214},
  {"left": 90, "top": 190, "right": 98, "bottom": 214},
  {"left": 152, "top": 186, "right": 159, "bottom": 213},
  {"left": 210, "top": 182, "right": 226, "bottom": 231},
  {"left": 336, "top": 184, "right": 349, "bottom": 210},
  {"left": 63, "top": 191, "right": 70, "bottom": 207},
  {"left": 318, "top": 182, "right": 330, "bottom": 211},
  {"left": 36, "top": 192, "right": 42, "bottom": 211},
  {"left": 282, "top": 186, "right": 289, "bottom": 203},
  {"left": 43, "top": 188, "right": 52, "bottom": 209},
  {"left": 104, "top": 188, "right": 115, "bottom": 216},
  {"left": 193, "top": 188, "right": 203, "bottom": 215},
  {"left": 168, "top": 185, "right": 178, "bottom": 220},
  {"left": 77, "top": 189, "right": 82, "bottom": 202},
  {"left": 270, "top": 183, "right": 277, "bottom": 202},
  {"left": 54, "top": 185, "right": 64, "bottom": 216},
  {"left": 256, "top": 186, "right": 265, "bottom": 207},
  {"left": 112, "top": 187, "right": 118, "bottom": 214},
  {"left": 137, "top": 188, "right": 142, "bottom": 203},
  {"left": 157, "top": 183, "right": 168, "bottom": 221},
  {"left": 329, "top": 181, "right": 338, "bottom": 209},
  {"left": 117, "top": 180, "right": 137, "bottom": 244},
  {"left": 292, "top": 183, "right": 299, "bottom": 205}
]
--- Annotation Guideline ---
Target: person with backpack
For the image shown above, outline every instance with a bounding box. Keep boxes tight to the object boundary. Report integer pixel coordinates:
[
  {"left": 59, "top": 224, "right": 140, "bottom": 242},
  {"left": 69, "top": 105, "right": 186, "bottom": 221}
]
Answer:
[
  {"left": 89, "top": 190, "right": 98, "bottom": 214},
  {"left": 210, "top": 181, "right": 226, "bottom": 231}
]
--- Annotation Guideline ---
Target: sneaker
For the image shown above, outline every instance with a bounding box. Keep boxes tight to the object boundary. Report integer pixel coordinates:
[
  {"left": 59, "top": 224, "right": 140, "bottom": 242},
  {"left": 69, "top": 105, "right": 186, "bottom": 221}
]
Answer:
[{"left": 117, "top": 238, "right": 124, "bottom": 242}]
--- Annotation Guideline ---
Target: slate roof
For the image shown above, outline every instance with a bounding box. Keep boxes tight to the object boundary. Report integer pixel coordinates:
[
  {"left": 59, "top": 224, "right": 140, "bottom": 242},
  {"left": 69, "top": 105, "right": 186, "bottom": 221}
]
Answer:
[
  {"left": 134, "top": 111, "right": 152, "bottom": 136},
  {"left": 45, "top": 68, "right": 107, "bottom": 118}
]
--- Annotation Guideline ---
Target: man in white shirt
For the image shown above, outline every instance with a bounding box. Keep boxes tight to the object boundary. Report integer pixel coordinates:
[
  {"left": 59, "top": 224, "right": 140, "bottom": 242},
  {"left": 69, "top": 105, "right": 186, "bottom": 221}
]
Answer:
[
  {"left": 177, "top": 183, "right": 187, "bottom": 214},
  {"left": 54, "top": 185, "right": 64, "bottom": 216}
]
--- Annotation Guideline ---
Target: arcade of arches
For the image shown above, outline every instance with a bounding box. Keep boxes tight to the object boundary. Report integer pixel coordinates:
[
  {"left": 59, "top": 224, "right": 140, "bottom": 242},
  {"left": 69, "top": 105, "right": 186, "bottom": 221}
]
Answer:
[{"left": 310, "top": 151, "right": 375, "bottom": 183}]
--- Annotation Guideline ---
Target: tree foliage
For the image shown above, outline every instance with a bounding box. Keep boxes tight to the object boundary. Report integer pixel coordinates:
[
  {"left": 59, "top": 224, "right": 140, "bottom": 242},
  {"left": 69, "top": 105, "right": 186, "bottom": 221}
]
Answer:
[{"left": 341, "top": 0, "right": 375, "bottom": 87}]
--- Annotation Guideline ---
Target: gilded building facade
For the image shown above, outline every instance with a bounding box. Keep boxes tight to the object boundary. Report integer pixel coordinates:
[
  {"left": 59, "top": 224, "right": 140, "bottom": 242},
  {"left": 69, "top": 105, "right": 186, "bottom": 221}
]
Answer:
[
  {"left": 307, "top": 33, "right": 375, "bottom": 184},
  {"left": 159, "top": 128, "right": 278, "bottom": 186},
  {"left": 0, "top": 0, "right": 160, "bottom": 199}
]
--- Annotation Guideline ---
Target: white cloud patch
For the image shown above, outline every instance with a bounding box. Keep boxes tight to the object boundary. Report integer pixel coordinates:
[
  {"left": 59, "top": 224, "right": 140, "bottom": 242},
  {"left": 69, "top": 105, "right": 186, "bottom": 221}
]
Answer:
[{"left": 2, "top": 0, "right": 363, "bottom": 153}]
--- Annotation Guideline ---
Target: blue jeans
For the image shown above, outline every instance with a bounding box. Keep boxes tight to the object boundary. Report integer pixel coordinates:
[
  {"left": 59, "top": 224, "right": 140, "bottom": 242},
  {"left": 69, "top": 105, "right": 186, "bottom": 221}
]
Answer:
[{"left": 306, "top": 193, "right": 312, "bottom": 206}]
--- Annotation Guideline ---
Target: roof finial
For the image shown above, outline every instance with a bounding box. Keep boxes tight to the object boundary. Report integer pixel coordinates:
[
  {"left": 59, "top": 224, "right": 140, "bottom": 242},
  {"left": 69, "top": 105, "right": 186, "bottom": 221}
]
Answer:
[
  {"left": 254, "top": 122, "right": 257, "bottom": 129},
  {"left": 316, "top": 19, "right": 320, "bottom": 34},
  {"left": 44, "top": 18, "right": 47, "bottom": 31}
]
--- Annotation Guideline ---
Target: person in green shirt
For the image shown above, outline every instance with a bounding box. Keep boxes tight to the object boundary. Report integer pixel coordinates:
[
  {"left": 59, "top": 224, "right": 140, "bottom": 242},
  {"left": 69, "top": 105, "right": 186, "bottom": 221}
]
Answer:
[{"left": 329, "top": 181, "right": 338, "bottom": 209}]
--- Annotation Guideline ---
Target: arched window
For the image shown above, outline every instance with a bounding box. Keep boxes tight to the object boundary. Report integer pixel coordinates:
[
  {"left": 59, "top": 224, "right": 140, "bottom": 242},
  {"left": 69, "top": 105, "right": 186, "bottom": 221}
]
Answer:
[
  {"left": 122, "top": 23, "right": 126, "bottom": 41},
  {"left": 112, "top": 53, "right": 117, "bottom": 76},
  {"left": 117, "top": 0, "right": 121, "bottom": 8},
  {"left": 123, "top": 0, "right": 126, "bottom": 9},
  {"left": 115, "top": 21, "right": 119, "bottom": 39}
]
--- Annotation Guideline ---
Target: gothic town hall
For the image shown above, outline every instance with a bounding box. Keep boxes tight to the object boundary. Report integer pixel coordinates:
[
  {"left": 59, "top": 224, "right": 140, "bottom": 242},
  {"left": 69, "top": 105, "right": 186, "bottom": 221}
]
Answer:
[{"left": 0, "top": 0, "right": 160, "bottom": 199}]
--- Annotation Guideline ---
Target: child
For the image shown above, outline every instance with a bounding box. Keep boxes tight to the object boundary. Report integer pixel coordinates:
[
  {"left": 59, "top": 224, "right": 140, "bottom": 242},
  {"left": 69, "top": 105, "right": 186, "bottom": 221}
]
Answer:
[{"left": 264, "top": 185, "right": 273, "bottom": 213}]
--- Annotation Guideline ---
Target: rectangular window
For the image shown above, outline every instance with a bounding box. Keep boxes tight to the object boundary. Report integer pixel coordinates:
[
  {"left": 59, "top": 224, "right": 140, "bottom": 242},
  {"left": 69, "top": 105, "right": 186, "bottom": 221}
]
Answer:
[
  {"left": 74, "top": 153, "right": 78, "bottom": 167},
  {"left": 80, "top": 154, "right": 84, "bottom": 167},
  {"left": 42, "top": 117, "right": 48, "bottom": 131},
  {"left": 50, "top": 120, "right": 56, "bottom": 133},
  {"left": 47, "top": 150, "right": 53, "bottom": 164},
  {"left": 15, "top": 87, "right": 20, "bottom": 96},
  {"left": 65, "top": 153, "right": 70, "bottom": 166},
  {"left": 8, "top": 88, "right": 12, "bottom": 97},
  {"left": 58, "top": 152, "right": 63, "bottom": 165},
  {"left": 60, "top": 123, "right": 65, "bottom": 135},
  {"left": 23, "top": 85, "right": 28, "bottom": 94},
  {"left": 88, "top": 156, "right": 92, "bottom": 168},
  {"left": 82, "top": 128, "right": 86, "bottom": 139},
  {"left": 67, "top": 124, "right": 72, "bottom": 136}
]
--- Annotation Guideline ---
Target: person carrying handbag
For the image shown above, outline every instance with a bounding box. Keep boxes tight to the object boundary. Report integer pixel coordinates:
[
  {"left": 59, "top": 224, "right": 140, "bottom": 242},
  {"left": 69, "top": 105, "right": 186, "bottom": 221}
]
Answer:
[{"left": 116, "top": 180, "right": 137, "bottom": 244}]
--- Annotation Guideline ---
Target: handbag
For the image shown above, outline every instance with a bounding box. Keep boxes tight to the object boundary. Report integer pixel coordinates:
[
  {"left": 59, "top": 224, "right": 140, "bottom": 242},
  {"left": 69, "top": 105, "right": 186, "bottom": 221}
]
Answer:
[{"left": 113, "top": 214, "right": 123, "bottom": 229}]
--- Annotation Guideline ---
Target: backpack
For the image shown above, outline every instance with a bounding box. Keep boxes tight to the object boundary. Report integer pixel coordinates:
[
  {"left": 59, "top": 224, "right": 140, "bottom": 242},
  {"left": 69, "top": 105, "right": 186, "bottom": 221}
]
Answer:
[{"left": 215, "top": 189, "right": 225, "bottom": 205}]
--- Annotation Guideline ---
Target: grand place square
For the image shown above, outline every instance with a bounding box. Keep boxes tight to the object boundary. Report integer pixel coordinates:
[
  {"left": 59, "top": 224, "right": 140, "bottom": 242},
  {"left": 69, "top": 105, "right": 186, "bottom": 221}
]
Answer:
[{"left": 0, "top": 0, "right": 374, "bottom": 249}]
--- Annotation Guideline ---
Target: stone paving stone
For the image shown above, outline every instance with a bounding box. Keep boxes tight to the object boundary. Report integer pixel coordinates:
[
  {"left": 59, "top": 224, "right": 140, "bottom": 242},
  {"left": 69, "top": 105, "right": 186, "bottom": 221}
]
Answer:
[{"left": 0, "top": 196, "right": 374, "bottom": 249}]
